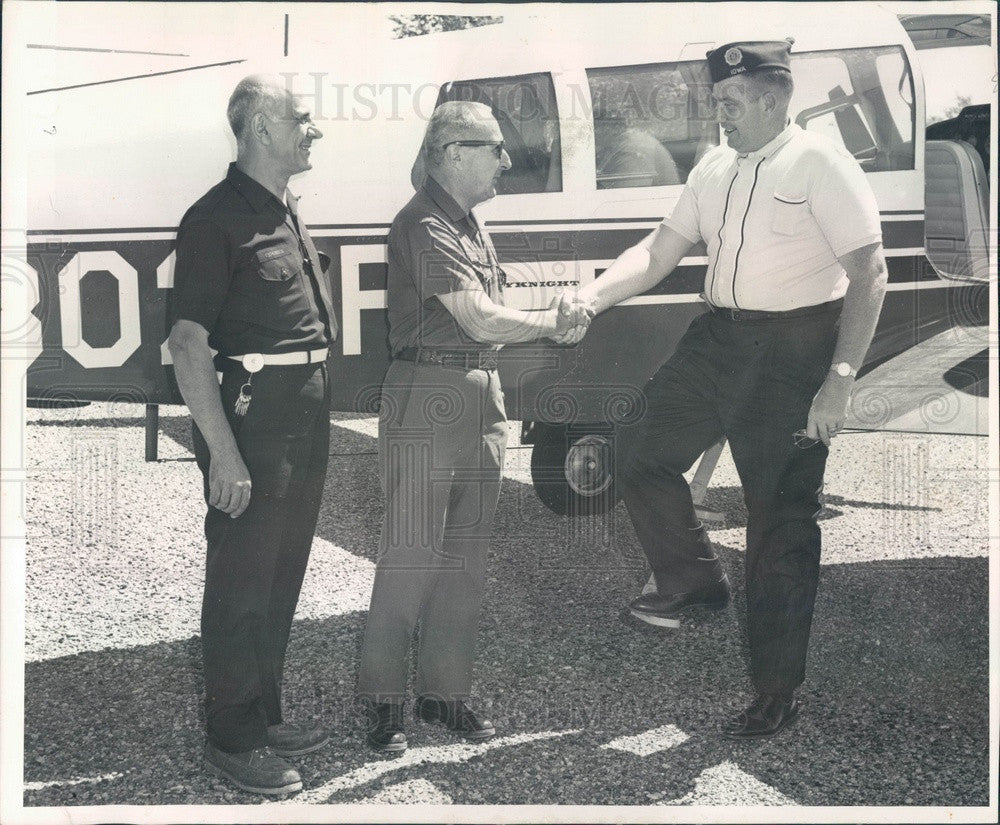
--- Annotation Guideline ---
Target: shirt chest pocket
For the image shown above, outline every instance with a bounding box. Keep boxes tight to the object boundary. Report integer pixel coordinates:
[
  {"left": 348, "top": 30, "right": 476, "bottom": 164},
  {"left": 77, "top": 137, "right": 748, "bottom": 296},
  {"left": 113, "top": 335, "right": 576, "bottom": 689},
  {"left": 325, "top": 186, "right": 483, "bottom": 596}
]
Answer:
[
  {"left": 457, "top": 237, "right": 497, "bottom": 290},
  {"left": 227, "top": 247, "right": 308, "bottom": 334},
  {"left": 771, "top": 191, "right": 812, "bottom": 236},
  {"left": 255, "top": 246, "right": 301, "bottom": 283},
  {"left": 232, "top": 246, "right": 301, "bottom": 296}
]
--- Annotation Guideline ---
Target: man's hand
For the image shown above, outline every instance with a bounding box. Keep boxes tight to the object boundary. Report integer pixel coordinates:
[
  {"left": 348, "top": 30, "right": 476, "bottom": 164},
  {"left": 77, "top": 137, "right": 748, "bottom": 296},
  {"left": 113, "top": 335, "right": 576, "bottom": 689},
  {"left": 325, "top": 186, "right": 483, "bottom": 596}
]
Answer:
[
  {"left": 550, "top": 292, "right": 595, "bottom": 343},
  {"left": 550, "top": 294, "right": 591, "bottom": 344},
  {"left": 551, "top": 325, "right": 588, "bottom": 345},
  {"left": 805, "top": 241, "right": 886, "bottom": 447},
  {"left": 806, "top": 375, "right": 853, "bottom": 446},
  {"left": 208, "top": 447, "right": 252, "bottom": 518},
  {"left": 169, "top": 319, "right": 255, "bottom": 517},
  {"left": 556, "top": 292, "right": 594, "bottom": 331}
]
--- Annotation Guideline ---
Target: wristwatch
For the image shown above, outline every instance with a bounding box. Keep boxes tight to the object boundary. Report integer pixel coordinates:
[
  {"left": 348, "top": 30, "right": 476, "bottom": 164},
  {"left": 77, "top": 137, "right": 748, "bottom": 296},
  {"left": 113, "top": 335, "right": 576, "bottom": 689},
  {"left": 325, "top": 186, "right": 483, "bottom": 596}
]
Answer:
[{"left": 830, "top": 362, "right": 857, "bottom": 378}]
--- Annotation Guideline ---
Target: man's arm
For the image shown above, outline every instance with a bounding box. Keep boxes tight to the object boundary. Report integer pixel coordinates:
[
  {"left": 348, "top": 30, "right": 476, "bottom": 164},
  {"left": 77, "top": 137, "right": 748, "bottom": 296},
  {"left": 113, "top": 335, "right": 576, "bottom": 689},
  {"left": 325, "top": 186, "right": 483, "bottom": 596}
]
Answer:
[
  {"left": 548, "top": 223, "right": 695, "bottom": 344},
  {"left": 578, "top": 223, "right": 695, "bottom": 315},
  {"left": 437, "top": 290, "right": 583, "bottom": 343},
  {"left": 411, "top": 216, "right": 586, "bottom": 344},
  {"left": 167, "top": 320, "right": 251, "bottom": 517},
  {"left": 806, "top": 241, "right": 888, "bottom": 445}
]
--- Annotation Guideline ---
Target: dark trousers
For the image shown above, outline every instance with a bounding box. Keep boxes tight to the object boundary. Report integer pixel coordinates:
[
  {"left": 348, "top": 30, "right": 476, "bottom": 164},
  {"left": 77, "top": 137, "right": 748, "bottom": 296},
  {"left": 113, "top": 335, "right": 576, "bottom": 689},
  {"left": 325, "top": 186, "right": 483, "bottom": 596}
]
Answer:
[
  {"left": 618, "top": 304, "right": 840, "bottom": 696},
  {"left": 193, "top": 361, "right": 330, "bottom": 753},
  {"left": 358, "top": 360, "right": 507, "bottom": 703}
]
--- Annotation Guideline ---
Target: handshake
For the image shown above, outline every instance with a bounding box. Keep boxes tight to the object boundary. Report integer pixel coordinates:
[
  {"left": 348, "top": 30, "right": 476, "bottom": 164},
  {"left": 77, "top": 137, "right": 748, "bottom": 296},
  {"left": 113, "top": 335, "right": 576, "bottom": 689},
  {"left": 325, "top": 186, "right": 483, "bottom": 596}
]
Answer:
[{"left": 549, "top": 291, "right": 597, "bottom": 345}]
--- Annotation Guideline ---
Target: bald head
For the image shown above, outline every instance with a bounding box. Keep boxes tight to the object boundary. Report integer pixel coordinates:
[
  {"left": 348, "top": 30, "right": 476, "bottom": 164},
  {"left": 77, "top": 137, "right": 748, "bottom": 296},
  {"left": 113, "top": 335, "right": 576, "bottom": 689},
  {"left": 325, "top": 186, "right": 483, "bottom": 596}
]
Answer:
[
  {"left": 227, "top": 74, "right": 294, "bottom": 143},
  {"left": 423, "top": 101, "right": 502, "bottom": 168},
  {"left": 226, "top": 73, "right": 322, "bottom": 193}
]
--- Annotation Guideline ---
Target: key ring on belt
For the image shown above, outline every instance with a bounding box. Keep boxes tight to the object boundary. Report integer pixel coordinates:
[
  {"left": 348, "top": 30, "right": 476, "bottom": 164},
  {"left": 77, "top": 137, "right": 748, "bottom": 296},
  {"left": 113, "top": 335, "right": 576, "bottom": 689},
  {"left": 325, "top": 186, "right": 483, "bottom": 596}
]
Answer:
[{"left": 233, "top": 354, "right": 264, "bottom": 418}]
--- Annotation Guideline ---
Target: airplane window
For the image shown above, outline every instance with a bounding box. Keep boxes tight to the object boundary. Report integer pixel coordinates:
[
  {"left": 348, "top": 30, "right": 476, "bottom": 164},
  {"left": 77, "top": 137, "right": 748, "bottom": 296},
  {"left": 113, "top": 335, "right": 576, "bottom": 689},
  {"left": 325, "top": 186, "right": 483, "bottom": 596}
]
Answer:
[
  {"left": 875, "top": 50, "right": 917, "bottom": 168},
  {"left": 791, "top": 47, "right": 915, "bottom": 171},
  {"left": 434, "top": 73, "right": 562, "bottom": 195},
  {"left": 586, "top": 61, "right": 717, "bottom": 189},
  {"left": 789, "top": 56, "right": 869, "bottom": 147}
]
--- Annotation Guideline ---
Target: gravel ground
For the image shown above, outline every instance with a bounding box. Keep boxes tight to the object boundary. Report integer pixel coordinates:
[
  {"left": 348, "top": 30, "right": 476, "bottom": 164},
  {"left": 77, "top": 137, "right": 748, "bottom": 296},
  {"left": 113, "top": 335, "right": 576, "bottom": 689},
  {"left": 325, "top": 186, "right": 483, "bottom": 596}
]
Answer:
[{"left": 15, "top": 401, "right": 994, "bottom": 816}]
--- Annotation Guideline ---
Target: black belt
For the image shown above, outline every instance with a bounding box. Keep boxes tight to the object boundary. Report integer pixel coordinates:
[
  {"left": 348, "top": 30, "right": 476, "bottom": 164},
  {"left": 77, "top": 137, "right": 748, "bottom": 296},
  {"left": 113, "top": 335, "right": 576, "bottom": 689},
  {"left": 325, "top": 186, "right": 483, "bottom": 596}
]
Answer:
[
  {"left": 394, "top": 347, "right": 499, "bottom": 370},
  {"left": 707, "top": 299, "right": 843, "bottom": 322}
]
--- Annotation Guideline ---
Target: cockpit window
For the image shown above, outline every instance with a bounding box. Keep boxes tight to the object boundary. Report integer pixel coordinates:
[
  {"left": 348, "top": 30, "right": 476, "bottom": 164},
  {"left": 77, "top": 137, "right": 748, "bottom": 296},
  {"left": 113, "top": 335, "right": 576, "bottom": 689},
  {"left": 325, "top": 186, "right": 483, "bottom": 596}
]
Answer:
[
  {"left": 434, "top": 72, "right": 562, "bottom": 194},
  {"left": 791, "top": 46, "right": 916, "bottom": 171}
]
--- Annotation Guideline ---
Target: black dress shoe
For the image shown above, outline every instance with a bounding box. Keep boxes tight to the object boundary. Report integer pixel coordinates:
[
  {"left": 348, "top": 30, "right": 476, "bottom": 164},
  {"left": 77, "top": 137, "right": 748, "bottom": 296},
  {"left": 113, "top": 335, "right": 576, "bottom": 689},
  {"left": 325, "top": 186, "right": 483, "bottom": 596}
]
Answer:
[
  {"left": 203, "top": 743, "right": 302, "bottom": 795},
  {"left": 629, "top": 575, "right": 731, "bottom": 628},
  {"left": 362, "top": 701, "right": 407, "bottom": 753},
  {"left": 415, "top": 697, "right": 496, "bottom": 741},
  {"left": 266, "top": 721, "right": 329, "bottom": 757},
  {"left": 722, "top": 693, "right": 800, "bottom": 739}
]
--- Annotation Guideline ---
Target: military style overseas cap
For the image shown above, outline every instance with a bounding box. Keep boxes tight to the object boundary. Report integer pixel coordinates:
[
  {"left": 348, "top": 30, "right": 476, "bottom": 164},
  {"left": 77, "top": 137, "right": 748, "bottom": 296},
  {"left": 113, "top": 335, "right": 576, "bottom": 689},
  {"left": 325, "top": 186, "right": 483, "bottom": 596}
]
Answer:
[{"left": 706, "top": 39, "right": 794, "bottom": 83}]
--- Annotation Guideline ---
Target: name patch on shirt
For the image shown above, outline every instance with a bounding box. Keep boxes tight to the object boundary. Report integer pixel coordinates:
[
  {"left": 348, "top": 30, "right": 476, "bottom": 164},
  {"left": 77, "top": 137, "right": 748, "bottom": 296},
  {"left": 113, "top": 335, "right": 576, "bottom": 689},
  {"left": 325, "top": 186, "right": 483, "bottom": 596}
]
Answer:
[{"left": 257, "top": 246, "right": 293, "bottom": 262}]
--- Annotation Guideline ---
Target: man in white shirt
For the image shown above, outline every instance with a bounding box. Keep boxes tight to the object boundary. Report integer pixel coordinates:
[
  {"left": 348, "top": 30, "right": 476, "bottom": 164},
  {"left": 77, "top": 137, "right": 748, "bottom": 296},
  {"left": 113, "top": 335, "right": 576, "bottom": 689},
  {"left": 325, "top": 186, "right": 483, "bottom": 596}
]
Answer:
[{"left": 572, "top": 40, "right": 887, "bottom": 738}]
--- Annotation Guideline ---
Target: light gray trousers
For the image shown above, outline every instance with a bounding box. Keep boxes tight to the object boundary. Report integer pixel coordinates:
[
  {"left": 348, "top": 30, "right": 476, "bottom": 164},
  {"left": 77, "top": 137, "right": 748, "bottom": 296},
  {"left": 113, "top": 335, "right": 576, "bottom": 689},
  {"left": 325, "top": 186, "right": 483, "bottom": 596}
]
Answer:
[{"left": 358, "top": 360, "right": 507, "bottom": 702}]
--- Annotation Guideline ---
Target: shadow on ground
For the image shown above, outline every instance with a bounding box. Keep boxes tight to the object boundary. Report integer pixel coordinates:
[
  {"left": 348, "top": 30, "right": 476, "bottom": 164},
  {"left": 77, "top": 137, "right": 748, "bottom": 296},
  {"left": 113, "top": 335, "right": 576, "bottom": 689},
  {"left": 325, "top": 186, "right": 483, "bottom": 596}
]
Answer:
[
  {"left": 22, "top": 415, "right": 990, "bottom": 808},
  {"left": 24, "top": 541, "right": 989, "bottom": 806}
]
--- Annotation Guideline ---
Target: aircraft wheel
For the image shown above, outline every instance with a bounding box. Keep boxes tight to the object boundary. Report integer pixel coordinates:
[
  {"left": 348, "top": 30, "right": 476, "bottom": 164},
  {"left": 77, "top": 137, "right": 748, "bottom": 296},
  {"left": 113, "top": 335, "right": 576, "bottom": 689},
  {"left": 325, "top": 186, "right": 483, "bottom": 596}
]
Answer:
[{"left": 530, "top": 426, "right": 620, "bottom": 516}]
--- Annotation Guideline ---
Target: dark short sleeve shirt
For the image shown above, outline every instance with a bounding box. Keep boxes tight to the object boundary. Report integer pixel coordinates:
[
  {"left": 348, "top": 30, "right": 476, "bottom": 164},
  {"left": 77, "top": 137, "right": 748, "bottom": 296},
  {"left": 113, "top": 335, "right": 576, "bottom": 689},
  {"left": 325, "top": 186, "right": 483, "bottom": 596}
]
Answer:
[
  {"left": 386, "top": 176, "right": 505, "bottom": 354},
  {"left": 170, "top": 163, "right": 338, "bottom": 355}
]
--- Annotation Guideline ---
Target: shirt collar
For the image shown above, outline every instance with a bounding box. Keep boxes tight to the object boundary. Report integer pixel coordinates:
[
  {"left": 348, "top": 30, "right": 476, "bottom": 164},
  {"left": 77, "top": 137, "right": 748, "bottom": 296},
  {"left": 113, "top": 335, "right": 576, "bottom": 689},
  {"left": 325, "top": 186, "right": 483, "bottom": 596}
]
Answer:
[
  {"left": 740, "top": 121, "right": 798, "bottom": 161},
  {"left": 226, "top": 162, "right": 287, "bottom": 216},
  {"left": 423, "top": 174, "right": 469, "bottom": 224}
]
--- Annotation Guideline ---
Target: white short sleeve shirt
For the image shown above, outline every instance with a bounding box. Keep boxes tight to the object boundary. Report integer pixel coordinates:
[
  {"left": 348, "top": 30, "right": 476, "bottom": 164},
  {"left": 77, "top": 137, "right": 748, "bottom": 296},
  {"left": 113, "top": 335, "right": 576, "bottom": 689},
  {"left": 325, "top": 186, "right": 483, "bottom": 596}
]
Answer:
[{"left": 664, "top": 123, "right": 882, "bottom": 311}]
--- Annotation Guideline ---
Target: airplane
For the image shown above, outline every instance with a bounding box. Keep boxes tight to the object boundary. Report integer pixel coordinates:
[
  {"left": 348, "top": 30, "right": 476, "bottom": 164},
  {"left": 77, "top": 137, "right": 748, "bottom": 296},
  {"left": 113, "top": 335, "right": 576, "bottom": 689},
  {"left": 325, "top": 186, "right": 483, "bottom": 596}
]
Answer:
[{"left": 13, "top": 3, "right": 994, "bottom": 516}]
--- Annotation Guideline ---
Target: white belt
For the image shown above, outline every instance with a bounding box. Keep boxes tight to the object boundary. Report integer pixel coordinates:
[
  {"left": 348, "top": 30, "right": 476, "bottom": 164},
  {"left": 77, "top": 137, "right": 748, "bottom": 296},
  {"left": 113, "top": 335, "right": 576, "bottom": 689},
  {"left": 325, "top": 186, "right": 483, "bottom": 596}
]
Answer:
[{"left": 224, "top": 348, "right": 328, "bottom": 372}]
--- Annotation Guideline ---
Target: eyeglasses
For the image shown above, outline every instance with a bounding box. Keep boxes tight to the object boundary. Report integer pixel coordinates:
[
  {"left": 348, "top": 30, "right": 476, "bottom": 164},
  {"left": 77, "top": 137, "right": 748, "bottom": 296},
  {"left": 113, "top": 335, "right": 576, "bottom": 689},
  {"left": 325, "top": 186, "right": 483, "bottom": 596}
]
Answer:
[
  {"left": 265, "top": 112, "right": 316, "bottom": 127},
  {"left": 793, "top": 429, "right": 821, "bottom": 450},
  {"left": 444, "top": 140, "right": 506, "bottom": 158}
]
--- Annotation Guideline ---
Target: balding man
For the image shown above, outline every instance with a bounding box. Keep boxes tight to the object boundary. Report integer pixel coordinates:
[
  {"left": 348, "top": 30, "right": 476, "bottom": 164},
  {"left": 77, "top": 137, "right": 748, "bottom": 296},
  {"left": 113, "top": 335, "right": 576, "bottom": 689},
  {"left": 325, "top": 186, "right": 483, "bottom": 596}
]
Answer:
[
  {"left": 357, "top": 101, "right": 587, "bottom": 753},
  {"left": 572, "top": 41, "right": 887, "bottom": 738},
  {"left": 168, "top": 74, "right": 336, "bottom": 794}
]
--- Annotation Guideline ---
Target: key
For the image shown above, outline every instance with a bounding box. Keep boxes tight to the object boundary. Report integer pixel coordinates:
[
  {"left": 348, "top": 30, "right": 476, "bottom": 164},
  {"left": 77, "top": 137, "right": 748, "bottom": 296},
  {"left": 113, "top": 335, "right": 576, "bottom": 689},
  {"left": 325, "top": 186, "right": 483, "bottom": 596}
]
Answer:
[
  {"left": 233, "top": 353, "right": 264, "bottom": 418},
  {"left": 234, "top": 381, "right": 252, "bottom": 418}
]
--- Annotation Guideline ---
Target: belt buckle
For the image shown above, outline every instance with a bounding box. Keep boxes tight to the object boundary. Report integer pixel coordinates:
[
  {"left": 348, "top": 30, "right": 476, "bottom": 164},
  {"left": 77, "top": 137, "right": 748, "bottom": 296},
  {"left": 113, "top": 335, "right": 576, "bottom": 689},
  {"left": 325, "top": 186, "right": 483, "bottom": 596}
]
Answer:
[
  {"left": 478, "top": 351, "right": 498, "bottom": 370},
  {"left": 242, "top": 353, "right": 265, "bottom": 373}
]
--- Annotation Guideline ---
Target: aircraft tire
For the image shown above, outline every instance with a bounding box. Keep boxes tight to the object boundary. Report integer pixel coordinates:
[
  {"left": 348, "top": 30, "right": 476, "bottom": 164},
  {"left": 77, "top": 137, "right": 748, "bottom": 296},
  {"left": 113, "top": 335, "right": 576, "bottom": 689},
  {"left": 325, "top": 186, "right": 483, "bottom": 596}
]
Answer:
[{"left": 529, "top": 425, "right": 620, "bottom": 517}]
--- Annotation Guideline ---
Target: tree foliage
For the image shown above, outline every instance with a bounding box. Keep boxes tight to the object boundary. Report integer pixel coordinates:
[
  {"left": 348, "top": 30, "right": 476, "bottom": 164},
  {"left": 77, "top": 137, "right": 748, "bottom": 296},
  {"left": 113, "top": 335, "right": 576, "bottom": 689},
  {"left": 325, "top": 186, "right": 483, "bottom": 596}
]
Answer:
[
  {"left": 389, "top": 14, "right": 502, "bottom": 39},
  {"left": 928, "top": 94, "right": 973, "bottom": 125}
]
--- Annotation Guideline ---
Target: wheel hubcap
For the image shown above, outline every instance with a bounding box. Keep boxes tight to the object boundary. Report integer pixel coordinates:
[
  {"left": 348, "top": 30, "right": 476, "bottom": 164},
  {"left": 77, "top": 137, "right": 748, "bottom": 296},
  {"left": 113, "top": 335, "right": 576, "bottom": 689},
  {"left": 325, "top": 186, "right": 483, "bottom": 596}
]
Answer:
[{"left": 563, "top": 435, "right": 613, "bottom": 497}]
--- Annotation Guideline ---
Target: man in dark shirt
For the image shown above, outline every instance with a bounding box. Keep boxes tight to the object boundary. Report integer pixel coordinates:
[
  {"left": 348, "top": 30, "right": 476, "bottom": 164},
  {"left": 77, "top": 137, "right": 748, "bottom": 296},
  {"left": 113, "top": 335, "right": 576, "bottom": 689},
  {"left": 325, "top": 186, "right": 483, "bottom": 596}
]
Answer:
[
  {"left": 168, "top": 74, "right": 337, "bottom": 795},
  {"left": 357, "top": 101, "right": 588, "bottom": 753}
]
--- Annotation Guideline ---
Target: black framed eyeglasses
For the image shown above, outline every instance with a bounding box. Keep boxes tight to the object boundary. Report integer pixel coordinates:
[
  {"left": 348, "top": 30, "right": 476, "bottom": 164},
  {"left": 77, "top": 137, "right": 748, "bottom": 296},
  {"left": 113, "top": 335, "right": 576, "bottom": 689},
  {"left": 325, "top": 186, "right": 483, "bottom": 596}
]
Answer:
[{"left": 444, "top": 140, "right": 505, "bottom": 158}]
